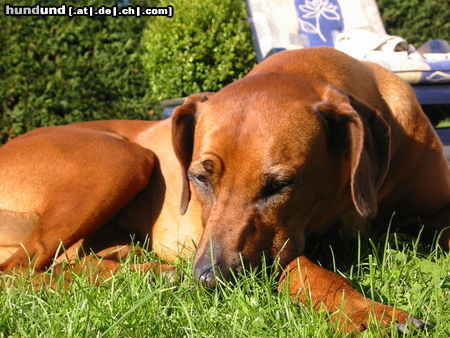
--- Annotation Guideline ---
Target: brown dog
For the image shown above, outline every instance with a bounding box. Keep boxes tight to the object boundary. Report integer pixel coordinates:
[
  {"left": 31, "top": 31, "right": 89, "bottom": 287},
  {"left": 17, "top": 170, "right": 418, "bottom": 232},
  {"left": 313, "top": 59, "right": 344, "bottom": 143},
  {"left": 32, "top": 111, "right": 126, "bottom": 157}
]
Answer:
[{"left": 0, "top": 47, "right": 449, "bottom": 332}]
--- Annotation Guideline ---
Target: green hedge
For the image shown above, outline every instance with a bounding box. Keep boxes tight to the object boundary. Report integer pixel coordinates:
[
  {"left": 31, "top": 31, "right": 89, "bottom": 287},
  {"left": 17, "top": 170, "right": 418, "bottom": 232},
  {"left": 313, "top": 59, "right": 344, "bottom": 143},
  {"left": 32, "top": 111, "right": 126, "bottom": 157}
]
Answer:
[
  {"left": 1, "top": 0, "right": 449, "bottom": 144},
  {"left": 377, "top": 0, "right": 450, "bottom": 46},
  {"left": 0, "top": 0, "right": 155, "bottom": 143},
  {"left": 141, "top": 0, "right": 257, "bottom": 102}
]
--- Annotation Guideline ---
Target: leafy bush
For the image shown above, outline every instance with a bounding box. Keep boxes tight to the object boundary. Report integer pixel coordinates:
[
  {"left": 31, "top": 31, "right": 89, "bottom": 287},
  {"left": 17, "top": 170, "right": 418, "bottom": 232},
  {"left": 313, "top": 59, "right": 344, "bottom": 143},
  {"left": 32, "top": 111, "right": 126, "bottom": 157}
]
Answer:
[
  {"left": 141, "top": 0, "right": 257, "bottom": 101},
  {"left": 377, "top": 0, "right": 450, "bottom": 46},
  {"left": 0, "top": 0, "right": 155, "bottom": 143},
  {"left": 3, "top": 0, "right": 447, "bottom": 144}
]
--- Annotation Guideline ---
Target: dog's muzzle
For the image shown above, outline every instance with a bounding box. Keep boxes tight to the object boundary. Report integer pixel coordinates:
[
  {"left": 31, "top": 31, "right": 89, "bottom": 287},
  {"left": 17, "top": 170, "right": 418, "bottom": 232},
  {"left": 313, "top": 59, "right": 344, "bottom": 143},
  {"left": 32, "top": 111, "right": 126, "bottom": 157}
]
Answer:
[{"left": 193, "top": 242, "right": 230, "bottom": 288}]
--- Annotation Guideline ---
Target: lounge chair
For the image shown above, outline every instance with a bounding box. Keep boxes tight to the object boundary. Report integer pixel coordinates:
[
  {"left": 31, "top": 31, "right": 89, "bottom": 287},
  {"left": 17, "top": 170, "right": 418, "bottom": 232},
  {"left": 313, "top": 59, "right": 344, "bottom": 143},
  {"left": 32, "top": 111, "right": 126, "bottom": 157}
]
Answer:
[
  {"left": 246, "top": 0, "right": 450, "bottom": 161},
  {"left": 246, "top": 0, "right": 450, "bottom": 108}
]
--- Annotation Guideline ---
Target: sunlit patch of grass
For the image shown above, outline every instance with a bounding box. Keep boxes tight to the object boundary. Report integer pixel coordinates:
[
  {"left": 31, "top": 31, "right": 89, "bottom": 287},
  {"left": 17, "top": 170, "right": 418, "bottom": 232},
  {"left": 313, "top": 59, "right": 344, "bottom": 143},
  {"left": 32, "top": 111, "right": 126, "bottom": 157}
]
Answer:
[{"left": 0, "top": 233, "right": 448, "bottom": 337}]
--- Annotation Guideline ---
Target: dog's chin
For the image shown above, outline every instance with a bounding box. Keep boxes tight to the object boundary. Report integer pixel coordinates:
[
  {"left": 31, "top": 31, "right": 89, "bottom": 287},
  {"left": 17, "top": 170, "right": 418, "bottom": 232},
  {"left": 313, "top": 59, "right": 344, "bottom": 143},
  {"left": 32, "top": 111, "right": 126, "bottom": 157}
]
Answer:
[
  {"left": 195, "top": 253, "right": 279, "bottom": 289},
  {"left": 195, "top": 250, "right": 303, "bottom": 288}
]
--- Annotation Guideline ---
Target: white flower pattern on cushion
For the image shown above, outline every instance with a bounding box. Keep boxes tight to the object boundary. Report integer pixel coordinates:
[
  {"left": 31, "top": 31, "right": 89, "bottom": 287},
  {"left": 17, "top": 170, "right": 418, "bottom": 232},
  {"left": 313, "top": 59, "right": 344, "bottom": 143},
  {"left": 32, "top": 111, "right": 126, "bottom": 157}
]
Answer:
[{"left": 298, "top": 0, "right": 340, "bottom": 42}]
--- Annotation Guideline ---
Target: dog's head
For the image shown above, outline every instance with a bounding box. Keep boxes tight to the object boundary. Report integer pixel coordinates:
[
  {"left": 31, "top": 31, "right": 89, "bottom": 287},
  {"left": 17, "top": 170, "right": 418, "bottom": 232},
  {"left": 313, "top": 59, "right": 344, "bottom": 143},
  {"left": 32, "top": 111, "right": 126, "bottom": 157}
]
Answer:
[{"left": 172, "top": 72, "right": 390, "bottom": 287}]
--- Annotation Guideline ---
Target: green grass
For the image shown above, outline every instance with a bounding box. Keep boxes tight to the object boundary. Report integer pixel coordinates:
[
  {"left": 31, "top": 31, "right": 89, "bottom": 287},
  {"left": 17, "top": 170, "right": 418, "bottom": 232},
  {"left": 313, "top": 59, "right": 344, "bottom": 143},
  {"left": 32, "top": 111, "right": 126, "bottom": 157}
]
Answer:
[
  {"left": 436, "top": 118, "right": 450, "bottom": 128},
  {"left": 0, "top": 233, "right": 448, "bottom": 337}
]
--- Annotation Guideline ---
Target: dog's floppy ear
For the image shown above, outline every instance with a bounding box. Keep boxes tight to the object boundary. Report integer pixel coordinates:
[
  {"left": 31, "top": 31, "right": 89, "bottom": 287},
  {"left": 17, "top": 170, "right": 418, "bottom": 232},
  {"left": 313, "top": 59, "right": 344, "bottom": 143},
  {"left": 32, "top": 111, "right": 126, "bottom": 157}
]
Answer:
[
  {"left": 315, "top": 86, "right": 391, "bottom": 219},
  {"left": 172, "top": 92, "right": 212, "bottom": 214}
]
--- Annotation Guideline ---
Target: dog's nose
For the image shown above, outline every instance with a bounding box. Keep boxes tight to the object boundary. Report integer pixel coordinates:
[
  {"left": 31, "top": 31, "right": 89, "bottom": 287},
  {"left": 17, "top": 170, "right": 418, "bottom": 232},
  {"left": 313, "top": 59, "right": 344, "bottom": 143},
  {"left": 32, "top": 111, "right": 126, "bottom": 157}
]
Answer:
[
  {"left": 194, "top": 264, "right": 219, "bottom": 288},
  {"left": 193, "top": 241, "right": 224, "bottom": 288},
  {"left": 193, "top": 255, "right": 222, "bottom": 288}
]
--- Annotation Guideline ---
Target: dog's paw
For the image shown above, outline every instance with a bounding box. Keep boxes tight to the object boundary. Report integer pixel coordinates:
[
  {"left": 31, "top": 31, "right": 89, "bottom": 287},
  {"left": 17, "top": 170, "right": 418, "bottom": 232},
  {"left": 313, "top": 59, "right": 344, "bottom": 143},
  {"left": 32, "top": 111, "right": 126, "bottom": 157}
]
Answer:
[
  {"left": 337, "top": 304, "right": 432, "bottom": 334},
  {"left": 160, "top": 268, "right": 182, "bottom": 283},
  {"left": 397, "top": 318, "right": 433, "bottom": 335}
]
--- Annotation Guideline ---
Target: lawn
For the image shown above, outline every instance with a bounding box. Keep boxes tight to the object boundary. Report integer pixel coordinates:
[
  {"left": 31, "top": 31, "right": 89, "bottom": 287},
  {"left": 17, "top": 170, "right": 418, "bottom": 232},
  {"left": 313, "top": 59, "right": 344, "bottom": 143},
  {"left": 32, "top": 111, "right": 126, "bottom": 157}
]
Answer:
[{"left": 0, "top": 232, "right": 448, "bottom": 337}]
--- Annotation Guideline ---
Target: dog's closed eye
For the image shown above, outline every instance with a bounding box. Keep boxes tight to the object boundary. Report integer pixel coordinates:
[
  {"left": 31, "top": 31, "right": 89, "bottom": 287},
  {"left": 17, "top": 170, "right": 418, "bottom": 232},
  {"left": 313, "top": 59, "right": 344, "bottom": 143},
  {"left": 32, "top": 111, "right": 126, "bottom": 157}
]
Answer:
[
  {"left": 189, "top": 172, "right": 209, "bottom": 185},
  {"left": 260, "top": 177, "right": 295, "bottom": 198}
]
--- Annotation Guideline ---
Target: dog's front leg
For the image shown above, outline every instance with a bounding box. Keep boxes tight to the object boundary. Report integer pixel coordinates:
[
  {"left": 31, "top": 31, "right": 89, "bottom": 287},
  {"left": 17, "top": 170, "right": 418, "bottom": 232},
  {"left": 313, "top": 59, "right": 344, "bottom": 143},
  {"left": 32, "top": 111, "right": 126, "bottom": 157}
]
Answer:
[
  {"left": 47, "top": 256, "right": 178, "bottom": 288},
  {"left": 277, "top": 256, "right": 422, "bottom": 333}
]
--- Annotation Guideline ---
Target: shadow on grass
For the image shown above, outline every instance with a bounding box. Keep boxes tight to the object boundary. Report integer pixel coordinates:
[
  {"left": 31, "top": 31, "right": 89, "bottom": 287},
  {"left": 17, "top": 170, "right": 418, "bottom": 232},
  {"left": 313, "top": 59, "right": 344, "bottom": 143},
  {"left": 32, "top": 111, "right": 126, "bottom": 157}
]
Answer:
[{"left": 303, "top": 216, "right": 448, "bottom": 309}]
